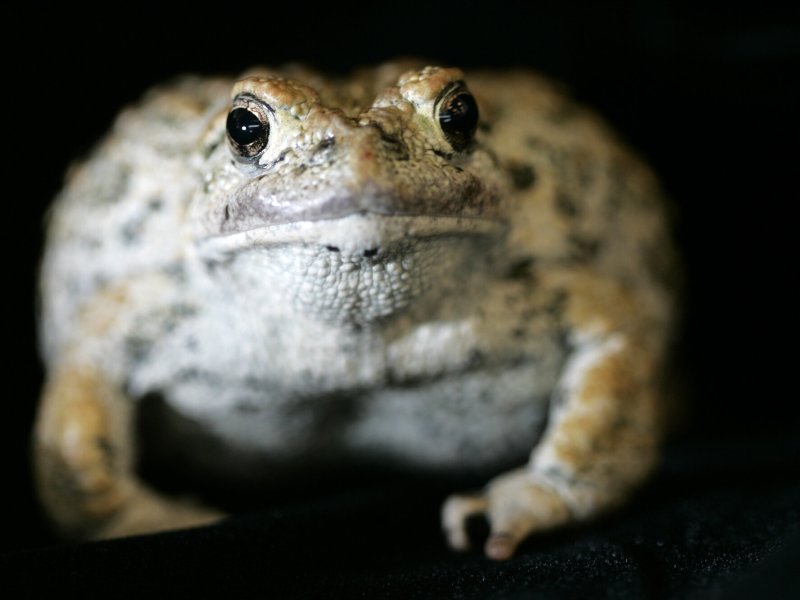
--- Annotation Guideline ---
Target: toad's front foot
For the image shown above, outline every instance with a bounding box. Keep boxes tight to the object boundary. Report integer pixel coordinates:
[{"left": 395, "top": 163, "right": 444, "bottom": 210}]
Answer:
[
  {"left": 34, "top": 366, "right": 225, "bottom": 539},
  {"left": 93, "top": 487, "right": 225, "bottom": 540},
  {"left": 442, "top": 468, "right": 572, "bottom": 561}
]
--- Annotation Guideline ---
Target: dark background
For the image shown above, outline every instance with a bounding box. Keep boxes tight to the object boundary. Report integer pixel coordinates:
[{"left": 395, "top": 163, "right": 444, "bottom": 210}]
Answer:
[{"left": 4, "top": 2, "right": 799, "bottom": 597}]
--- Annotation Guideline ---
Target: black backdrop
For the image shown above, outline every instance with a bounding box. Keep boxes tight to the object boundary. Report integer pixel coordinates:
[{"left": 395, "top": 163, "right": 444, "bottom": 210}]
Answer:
[{"left": 4, "top": 2, "right": 799, "bottom": 597}]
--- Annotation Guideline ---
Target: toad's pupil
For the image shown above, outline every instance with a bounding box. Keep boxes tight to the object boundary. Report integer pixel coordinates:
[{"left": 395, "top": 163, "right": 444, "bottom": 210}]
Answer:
[{"left": 227, "top": 108, "right": 264, "bottom": 146}]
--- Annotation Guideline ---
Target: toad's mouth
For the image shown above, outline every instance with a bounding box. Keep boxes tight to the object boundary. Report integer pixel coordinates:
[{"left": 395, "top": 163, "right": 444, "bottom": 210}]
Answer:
[
  {"left": 194, "top": 212, "right": 506, "bottom": 264},
  {"left": 198, "top": 212, "right": 504, "bottom": 326}
]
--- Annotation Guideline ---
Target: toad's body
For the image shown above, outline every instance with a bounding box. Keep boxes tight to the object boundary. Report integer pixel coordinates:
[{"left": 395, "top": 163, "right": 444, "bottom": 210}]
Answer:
[{"left": 35, "top": 63, "right": 679, "bottom": 560}]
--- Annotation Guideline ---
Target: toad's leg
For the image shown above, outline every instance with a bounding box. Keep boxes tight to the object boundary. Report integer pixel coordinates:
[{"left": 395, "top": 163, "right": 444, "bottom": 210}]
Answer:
[
  {"left": 443, "top": 273, "right": 672, "bottom": 560},
  {"left": 34, "top": 281, "right": 223, "bottom": 539}
]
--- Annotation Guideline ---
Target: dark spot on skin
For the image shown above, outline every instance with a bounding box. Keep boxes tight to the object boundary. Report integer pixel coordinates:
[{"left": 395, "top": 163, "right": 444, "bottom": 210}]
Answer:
[
  {"left": 524, "top": 140, "right": 572, "bottom": 186},
  {"left": 432, "top": 148, "right": 454, "bottom": 160},
  {"left": 550, "top": 386, "right": 568, "bottom": 410},
  {"left": 83, "top": 238, "right": 101, "bottom": 250},
  {"left": 174, "top": 368, "right": 219, "bottom": 385},
  {"left": 363, "top": 248, "right": 378, "bottom": 258},
  {"left": 467, "top": 349, "right": 485, "bottom": 368},
  {"left": 316, "top": 137, "right": 336, "bottom": 152},
  {"left": 512, "top": 327, "right": 526, "bottom": 339},
  {"left": 126, "top": 304, "right": 197, "bottom": 365},
  {"left": 125, "top": 336, "right": 150, "bottom": 364},
  {"left": 148, "top": 198, "right": 163, "bottom": 211},
  {"left": 556, "top": 192, "right": 579, "bottom": 217},
  {"left": 268, "top": 149, "right": 290, "bottom": 168},
  {"left": 507, "top": 162, "right": 537, "bottom": 190},
  {"left": 557, "top": 331, "right": 571, "bottom": 354},
  {"left": 478, "top": 121, "right": 492, "bottom": 133},
  {"left": 326, "top": 245, "right": 340, "bottom": 252},
  {"left": 243, "top": 376, "right": 275, "bottom": 392},
  {"left": 546, "top": 289, "right": 569, "bottom": 318},
  {"left": 568, "top": 233, "right": 600, "bottom": 261},
  {"left": 572, "top": 153, "right": 595, "bottom": 189},
  {"left": 162, "top": 262, "right": 186, "bottom": 282},
  {"left": 235, "top": 403, "right": 262, "bottom": 415},
  {"left": 606, "top": 193, "right": 622, "bottom": 217},
  {"left": 88, "top": 163, "right": 131, "bottom": 205},
  {"left": 504, "top": 292, "right": 520, "bottom": 309},
  {"left": 378, "top": 132, "right": 409, "bottom": 161},
  {"left": 223, "top": 205, "right": 230, "bottom": 223},
  {"left": 204, "top": 139, "right": 221, "bottom": 158},
  {"left": 507, "top": 257, "right": 535, "bottom": 280},
  {"left": 367, "top": 123, "right": 409, "bottom": 161},
  {"left": 171, "top": 303, "right": 197, "bottom": 319},
  {"left": 525, "top": 136, "right": 540, "bottom": 149},
  {"left": 121, "top": 217, "right": 145, "bottom": 244},
  {"left": 95, "top": 437, "right": 116, "bottom": 468},
  {"left": 507, "top": 355, "right": 530, "bottom": 369}
]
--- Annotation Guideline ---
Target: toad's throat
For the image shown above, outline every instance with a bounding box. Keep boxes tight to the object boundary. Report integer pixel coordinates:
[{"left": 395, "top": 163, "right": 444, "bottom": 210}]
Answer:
[{"left": 226, "top": 232, "right": 495, "bottom": 327}]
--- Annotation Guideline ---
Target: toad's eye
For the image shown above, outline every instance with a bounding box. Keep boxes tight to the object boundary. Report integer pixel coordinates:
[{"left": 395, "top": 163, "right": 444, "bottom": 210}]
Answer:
[
  {"left": 226, "top": 98, "right": 270, "bottom": 159},
  {"left": 436, "top": 85, "right": 479, "bottom": 151}
]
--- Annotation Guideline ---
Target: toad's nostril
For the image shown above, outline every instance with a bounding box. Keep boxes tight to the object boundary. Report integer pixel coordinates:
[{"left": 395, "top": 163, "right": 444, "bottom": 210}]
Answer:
[
  {"left": 326, "top": 245, "right": 340, "bottom": 252},
  {"left": 363, "top": 248, "right": 379, "bottom": 258}
]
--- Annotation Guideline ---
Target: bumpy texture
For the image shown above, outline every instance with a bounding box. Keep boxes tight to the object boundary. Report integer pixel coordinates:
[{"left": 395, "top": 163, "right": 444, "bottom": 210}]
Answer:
[{"left": 35, "top": 62, "right": 679, "bottom": 560}]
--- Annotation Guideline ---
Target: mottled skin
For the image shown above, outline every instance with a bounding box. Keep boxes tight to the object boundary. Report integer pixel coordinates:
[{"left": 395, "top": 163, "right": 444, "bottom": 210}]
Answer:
[{"left": 35, "top": 62, "right": 679, "bottom": 560}]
